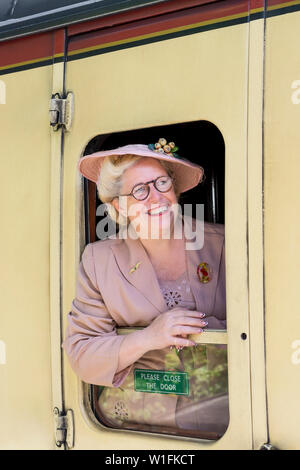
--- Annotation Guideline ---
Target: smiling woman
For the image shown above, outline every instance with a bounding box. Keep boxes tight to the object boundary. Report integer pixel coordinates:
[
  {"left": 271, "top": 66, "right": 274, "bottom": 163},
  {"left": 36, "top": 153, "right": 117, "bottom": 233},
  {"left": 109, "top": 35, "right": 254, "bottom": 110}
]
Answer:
[
  {"left": 0, "top": 0, "right": 299, "bottom": 451},
  {"left": 96, "top": 152, "right": 180, "bottom": 230},
  {"left": 111, "top": 157, "right": 179, "bottom": 242},
  {"left": 63, "top": 138, "right": 228, "bottom": 437}
]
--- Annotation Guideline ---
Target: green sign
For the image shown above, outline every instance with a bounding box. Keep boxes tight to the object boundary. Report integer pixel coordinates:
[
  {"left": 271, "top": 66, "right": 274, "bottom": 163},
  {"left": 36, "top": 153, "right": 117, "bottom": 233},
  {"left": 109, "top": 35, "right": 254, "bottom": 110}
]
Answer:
[{"left": 134, "top": 369, "right": 189, "bottom": 396}]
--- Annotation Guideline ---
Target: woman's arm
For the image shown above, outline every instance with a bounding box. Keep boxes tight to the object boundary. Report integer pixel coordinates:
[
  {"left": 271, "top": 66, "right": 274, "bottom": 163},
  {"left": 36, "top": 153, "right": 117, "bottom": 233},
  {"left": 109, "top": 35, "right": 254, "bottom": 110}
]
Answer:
[
  {"left": 63, "top": 244, "right": 131, "bottom": 387},
  {"left": 116, "top": 308, "right": 207, "bottom": 373},
  {"left": 63, "top": 245, "right": 207, "bottom": 383}
]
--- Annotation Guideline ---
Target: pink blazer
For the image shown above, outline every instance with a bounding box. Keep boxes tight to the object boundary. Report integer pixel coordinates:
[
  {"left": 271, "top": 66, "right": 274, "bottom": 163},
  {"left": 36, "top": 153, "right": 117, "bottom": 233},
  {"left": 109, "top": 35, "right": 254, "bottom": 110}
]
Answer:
[{"left": 62, "top": 215, "right": 226, "bottom": 427}]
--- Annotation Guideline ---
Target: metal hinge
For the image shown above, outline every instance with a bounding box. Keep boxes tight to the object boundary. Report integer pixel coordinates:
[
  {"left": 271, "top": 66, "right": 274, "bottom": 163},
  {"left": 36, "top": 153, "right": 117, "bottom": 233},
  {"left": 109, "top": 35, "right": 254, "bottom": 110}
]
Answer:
[
  {"left": 53, "top": 407, "right": 74, "bottom": 449},
  {"left": 49, "top": 92, "right": 74, "bottom": 131}
]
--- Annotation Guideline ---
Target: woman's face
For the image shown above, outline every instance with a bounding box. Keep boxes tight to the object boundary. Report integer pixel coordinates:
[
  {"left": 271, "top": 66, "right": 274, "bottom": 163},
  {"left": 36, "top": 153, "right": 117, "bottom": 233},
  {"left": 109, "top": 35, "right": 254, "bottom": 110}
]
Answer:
[{"left": 113, "top": 158, "right": 179, "bottom": 239}]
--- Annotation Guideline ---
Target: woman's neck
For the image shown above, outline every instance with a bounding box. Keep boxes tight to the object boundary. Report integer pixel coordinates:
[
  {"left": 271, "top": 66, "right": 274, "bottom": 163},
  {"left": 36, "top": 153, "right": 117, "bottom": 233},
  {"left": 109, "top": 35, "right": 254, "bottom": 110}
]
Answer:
[{"left": 139, "top": 217, "right": 184, "bottom": 260}]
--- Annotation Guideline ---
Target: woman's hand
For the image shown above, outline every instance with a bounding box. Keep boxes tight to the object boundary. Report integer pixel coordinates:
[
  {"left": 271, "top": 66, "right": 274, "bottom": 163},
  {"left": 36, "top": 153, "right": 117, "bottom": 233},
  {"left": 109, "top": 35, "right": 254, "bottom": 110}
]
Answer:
[
  {"left": 141, "top": 307, "right": 207, "bottom": 351},
  {"left": 116, "top": 308, "right": 207, "bottom": 373}
]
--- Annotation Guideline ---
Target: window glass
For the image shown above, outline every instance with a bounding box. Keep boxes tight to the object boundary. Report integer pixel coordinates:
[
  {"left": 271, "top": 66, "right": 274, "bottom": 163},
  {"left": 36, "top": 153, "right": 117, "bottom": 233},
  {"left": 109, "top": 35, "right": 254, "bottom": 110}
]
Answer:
[{"left": 93, "top": 344, "right": 228, "bottom": 439}]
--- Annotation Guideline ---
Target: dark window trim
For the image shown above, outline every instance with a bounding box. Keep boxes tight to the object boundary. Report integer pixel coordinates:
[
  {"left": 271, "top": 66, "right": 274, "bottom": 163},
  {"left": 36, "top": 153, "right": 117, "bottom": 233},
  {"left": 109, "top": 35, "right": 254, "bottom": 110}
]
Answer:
[{"left": 0, "top": 0, "right": 221, "bottom": 42}]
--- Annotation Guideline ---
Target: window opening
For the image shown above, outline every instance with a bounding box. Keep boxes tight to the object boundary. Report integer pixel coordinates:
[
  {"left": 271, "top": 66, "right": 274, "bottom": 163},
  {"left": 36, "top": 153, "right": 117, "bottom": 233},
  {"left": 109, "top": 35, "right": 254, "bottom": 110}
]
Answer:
[{"left": 81, "top": 120, "right": 227, "bottom": 440}]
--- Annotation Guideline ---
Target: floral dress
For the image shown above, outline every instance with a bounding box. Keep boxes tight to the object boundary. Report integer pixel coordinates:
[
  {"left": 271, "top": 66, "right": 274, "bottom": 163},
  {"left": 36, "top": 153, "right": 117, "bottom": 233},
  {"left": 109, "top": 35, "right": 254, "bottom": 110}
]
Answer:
[{"left": 158, "top": 271, "right": 197, "bottom": 311}]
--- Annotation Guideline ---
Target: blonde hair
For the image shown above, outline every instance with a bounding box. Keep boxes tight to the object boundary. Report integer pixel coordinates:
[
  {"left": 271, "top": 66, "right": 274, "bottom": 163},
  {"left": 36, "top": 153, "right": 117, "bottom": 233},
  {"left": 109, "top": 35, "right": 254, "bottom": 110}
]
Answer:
[{"left": 97, "top": 154, "right": 179, "bottom": 226}]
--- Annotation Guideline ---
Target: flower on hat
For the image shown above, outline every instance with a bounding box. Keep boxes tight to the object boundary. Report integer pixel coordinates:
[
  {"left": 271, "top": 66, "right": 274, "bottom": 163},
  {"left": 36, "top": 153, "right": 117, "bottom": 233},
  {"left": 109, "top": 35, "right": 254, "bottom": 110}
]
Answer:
[
  {"left": 148, "top": 138, "right": 181, "bottom": 159},
  {"left": 158, "top": 138, "right": 167, "bottom": 146}
]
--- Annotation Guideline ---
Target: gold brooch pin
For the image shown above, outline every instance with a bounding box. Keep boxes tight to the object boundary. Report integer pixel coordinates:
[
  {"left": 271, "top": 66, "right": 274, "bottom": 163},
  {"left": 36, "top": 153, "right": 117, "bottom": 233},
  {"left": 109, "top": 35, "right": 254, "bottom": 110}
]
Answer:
[{"left": 129, "top": 262, "right": 141, "bottom": 274}]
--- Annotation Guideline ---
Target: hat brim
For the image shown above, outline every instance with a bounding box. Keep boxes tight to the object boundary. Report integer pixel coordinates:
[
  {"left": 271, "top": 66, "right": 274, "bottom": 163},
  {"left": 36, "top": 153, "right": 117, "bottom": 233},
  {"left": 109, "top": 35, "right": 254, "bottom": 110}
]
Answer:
[{"left": 78, "top": 144, "right": 204, "bottom": 193}]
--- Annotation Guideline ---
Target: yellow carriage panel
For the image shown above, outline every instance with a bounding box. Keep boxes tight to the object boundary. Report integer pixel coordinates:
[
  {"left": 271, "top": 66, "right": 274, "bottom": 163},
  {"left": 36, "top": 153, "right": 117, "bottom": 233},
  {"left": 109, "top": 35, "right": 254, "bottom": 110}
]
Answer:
[
  {"left": 0, "top": 65, "right": 54, "bottom": 449},
  {"left": 264, "top": 7, "right": 300, "bottom": 450}
]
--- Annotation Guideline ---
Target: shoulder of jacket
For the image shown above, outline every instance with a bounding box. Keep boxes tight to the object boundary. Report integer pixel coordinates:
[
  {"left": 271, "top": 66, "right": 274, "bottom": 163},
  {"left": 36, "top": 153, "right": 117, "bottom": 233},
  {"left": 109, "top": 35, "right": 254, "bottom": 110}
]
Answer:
[
  {"left": 187, "top": 215, "right": 224, "bottom": 237},
  {"left": 82, "top": 236, "right": 122, "bottom": 258},
  {"left": 204, "top": 222, "right": 225, "bottom": 237}
]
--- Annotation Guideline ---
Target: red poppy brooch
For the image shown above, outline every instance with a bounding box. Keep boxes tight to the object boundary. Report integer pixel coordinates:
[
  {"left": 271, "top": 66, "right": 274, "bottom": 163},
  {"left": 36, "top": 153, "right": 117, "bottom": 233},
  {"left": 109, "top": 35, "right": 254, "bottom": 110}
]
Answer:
[{"left": 197, "top": 262, "right": 212, "bottom": 284}]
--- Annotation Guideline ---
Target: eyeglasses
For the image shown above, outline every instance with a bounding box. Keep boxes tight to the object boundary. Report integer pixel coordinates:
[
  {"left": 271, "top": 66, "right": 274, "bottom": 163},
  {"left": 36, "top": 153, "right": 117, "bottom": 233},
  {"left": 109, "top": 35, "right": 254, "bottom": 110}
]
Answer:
[{"left": 119, "top": 175, "right": 174, "bottom": 201}]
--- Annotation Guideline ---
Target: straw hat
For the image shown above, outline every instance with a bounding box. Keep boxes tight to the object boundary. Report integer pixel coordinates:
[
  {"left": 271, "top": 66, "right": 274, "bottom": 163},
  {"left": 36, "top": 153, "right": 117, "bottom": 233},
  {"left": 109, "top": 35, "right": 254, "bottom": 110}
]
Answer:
[{"left": 78, "top": 139, "right": 204, "bottom": 193}]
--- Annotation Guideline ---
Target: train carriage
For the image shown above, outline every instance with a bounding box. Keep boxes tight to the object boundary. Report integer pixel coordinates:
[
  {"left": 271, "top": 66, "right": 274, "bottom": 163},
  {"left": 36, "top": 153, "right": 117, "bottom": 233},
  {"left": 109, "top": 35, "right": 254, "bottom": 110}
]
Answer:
[{"left": 0, "top": 0, "right": 300, "bottom": 450}]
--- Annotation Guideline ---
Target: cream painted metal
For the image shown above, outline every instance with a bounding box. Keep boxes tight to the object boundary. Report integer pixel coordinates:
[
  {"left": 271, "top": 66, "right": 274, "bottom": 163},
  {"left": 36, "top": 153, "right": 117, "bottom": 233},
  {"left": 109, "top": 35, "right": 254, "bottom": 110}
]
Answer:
[
  {"left": 118, "top": 328, "right": 228, "bottom": 345},
  {"left": 264, "top": 10, "right": 300, "bottom": 450},
  {"left": 0, "top": 6, "right": 298, "bottom": 452},
  {"left": 247, "top": 18, "right": 268, "bottom": 450},
  {"left": 50, "top": 60, "right": 67, "bottom": 448},
  {"left": 0, "top": 66, "right": 54, "bottom": 449},
  {"left": 61, "top": 19, "right": 260, "bottom": 450}
]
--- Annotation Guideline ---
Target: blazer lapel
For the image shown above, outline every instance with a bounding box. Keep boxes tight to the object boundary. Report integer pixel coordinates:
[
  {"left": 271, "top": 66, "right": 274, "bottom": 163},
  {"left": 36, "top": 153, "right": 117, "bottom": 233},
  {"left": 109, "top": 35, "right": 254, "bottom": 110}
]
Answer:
[
  {"left": 110, "top": 215, "right": 223, "bottom": 316},
  {"left": 110, "top": 232, "right": 167, "bottom": 314}
]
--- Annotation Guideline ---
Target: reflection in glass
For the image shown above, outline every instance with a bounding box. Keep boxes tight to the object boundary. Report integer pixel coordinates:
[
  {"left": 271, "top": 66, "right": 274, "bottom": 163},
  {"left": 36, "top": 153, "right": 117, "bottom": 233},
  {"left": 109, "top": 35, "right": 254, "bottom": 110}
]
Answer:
[{"left": 93, "top": 344, "right": 229, "bottom": 440}]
